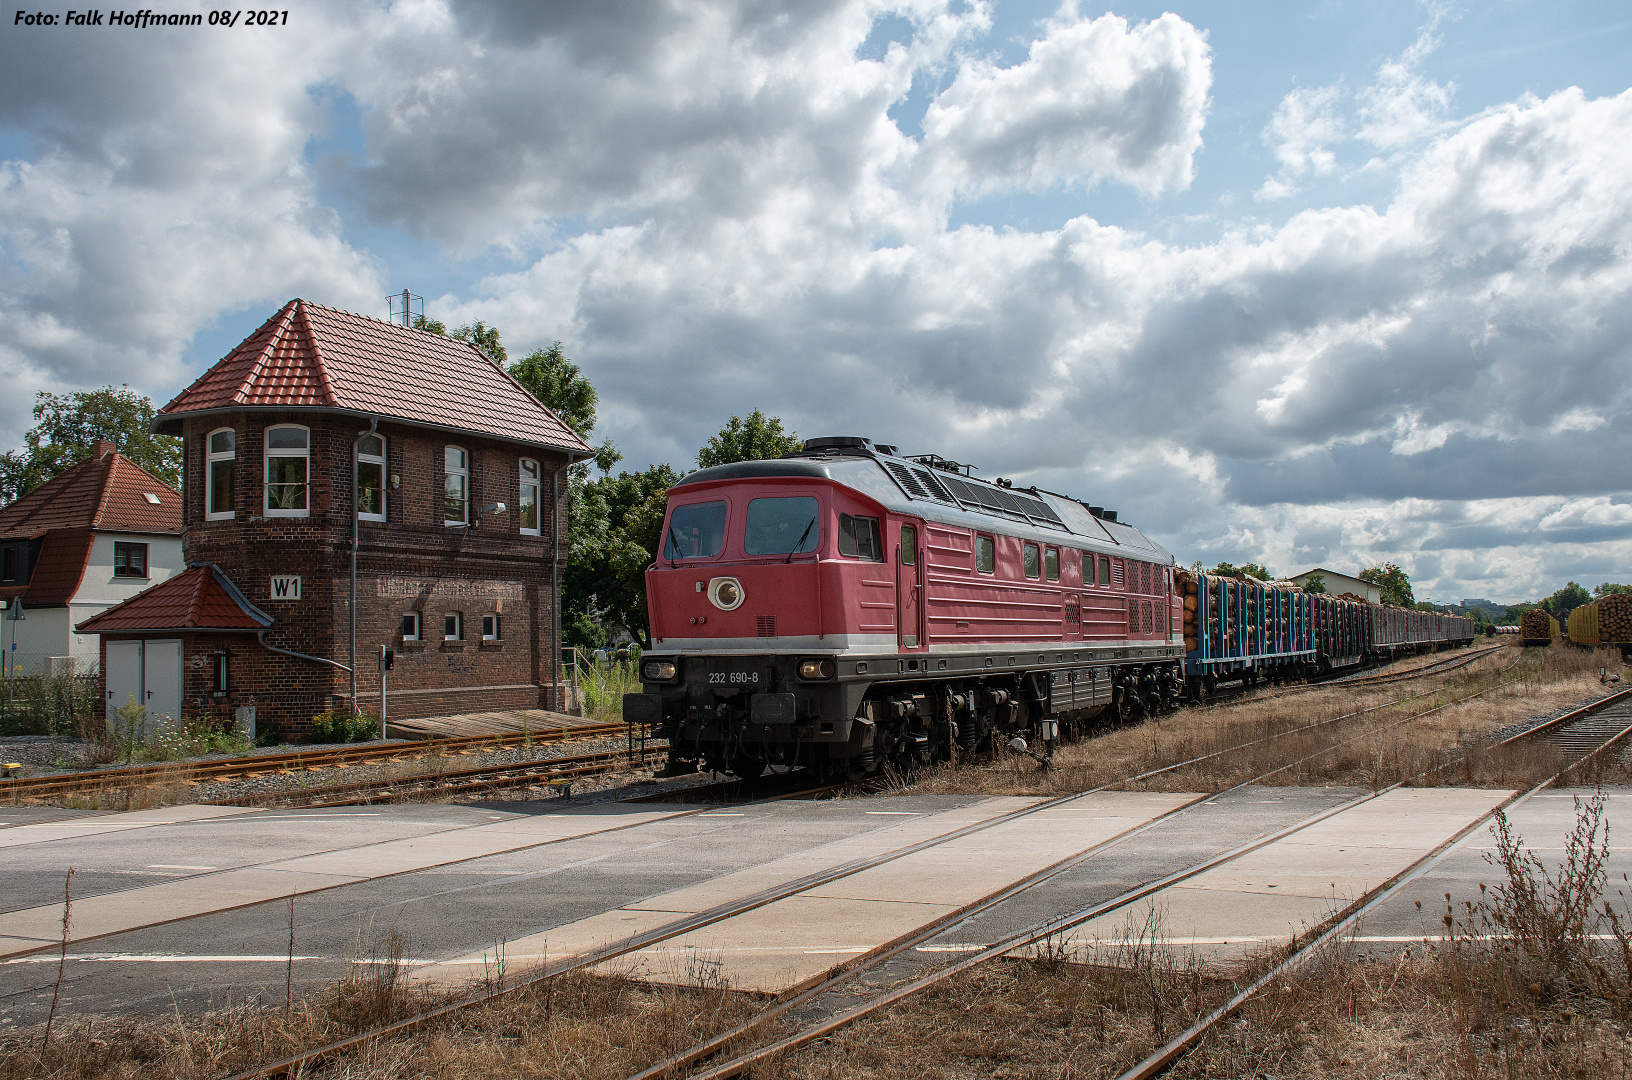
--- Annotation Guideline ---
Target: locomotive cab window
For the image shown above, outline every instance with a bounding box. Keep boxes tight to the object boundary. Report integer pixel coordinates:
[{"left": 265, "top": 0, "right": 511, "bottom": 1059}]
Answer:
[
  {"left": 975, "top": 535, "right": 995, "bottom": 574},
  {"left": 663, "top": 501, "right": 727, "bottom": 560},
  {"left": 899, "top": 525, "right": 916, "bottom": 565},
  {"left": 837, "top": 513, "right": 882, "bottom": 561},
  {"left": 745, "top": 496, "right": 819, "bottom": 556},
  {"left": 1023, "top": 542, "right": 1041, "bottom": 579},
  {"left": 1045, "top": 547, "right": 1060, "bottom": 582}
]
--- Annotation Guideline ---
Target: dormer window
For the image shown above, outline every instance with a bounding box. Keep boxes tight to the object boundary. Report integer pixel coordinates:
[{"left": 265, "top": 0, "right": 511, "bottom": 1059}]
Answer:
[
  {"left": 357, "top": 434, "right": 386, "bottom": 523},
  {"left": 142, "top": 493, "right": 162, "bottom": 505},
  {"left": 207, "top": 427, "right": 235, "bottom": 520},
  {"left": 264, "top": 425, "right": 309, "bottom": 517}
]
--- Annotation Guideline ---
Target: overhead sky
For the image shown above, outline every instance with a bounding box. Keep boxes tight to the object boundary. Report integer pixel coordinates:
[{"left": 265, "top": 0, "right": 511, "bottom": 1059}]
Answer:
[{"left": 3, "top": 1, "right": 1629, "bottom": 605}]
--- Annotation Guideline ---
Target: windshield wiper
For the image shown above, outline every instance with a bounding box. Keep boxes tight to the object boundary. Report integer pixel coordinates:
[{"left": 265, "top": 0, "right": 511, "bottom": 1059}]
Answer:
[
  {"left": 786, "top": 517, "right": 816, "bottom": 563},
  {"left": 666, "top": 525, "right": 684, "bottom": 568}
]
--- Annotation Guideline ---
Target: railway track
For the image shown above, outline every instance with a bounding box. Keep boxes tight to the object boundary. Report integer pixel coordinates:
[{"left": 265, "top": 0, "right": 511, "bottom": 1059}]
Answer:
[
  {"left": 612, "top": 682, "right": 1632, "bottom": 1080},
  {"left": 200, "top": 745, "right": 666, "bottom": 809},
  {"left": 219, "top": 654, "right": 1541, "bottom": 1080},
  {"left": 1198, "top": 641, "right": 1510, "bottom": 710},
  {"left": 0, "top": 722, "right": 630, "bottom": 804}
]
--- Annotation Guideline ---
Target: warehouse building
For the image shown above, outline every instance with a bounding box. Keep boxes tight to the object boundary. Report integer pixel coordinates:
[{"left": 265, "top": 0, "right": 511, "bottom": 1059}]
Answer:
[
  {"left": 1288, "top": 567, "right": 1382, "bottom": 604},
  {"left": 80, "top": 299, "right": 593, "bottom": 741}
]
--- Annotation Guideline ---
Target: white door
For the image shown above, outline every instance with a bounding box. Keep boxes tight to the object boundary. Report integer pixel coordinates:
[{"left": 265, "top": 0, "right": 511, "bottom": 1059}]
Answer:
[
  {"left": 143, "top": 639, "right": 183, "bottom": 728},
  {"left": 105, "top": 640, "right": 142, "bottom": 723}
]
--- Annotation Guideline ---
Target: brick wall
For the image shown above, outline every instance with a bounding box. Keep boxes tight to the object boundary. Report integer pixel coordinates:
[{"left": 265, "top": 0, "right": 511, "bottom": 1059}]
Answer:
[{"left": 178, "top": 412, "right": 572, "bottom": 741}]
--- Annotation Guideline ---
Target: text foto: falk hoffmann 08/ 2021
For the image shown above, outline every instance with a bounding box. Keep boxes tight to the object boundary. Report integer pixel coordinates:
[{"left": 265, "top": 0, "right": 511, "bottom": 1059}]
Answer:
[{"left": 14, "top": 10, "right": 289, "bottom": 27}]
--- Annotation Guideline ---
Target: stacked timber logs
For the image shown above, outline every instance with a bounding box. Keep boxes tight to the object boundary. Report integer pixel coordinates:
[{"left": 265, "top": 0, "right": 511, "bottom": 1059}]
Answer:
[
  {"left": 1599, "top": 594, "right": 1632, "bottom": 642},
  {"left": 1177, "top": 569, "right": 1199, "bottom": 653},
  {"left": 1519, "top": 608, "right": 1558, "bottom": 645},
  {"left": 1567, "top": 594, "right": 1632, "bottom": 644}
]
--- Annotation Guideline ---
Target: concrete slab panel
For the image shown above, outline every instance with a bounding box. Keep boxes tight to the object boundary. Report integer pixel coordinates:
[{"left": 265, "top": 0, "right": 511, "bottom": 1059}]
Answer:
[
  {"left": 619, "top": 797, "right": 1044, "bottom": 914},
  {"left": 263, "top": 808, "right": 687, "bottom": 877},
  {"left": 424, "top": 792, "right": 1199, "bottom": 995},
  {"left": 1067, "top": 788, "right": 1510, "bottom": 964},
  {"left": 0, "top": 868, "right": 362, "bottom": 954},
  {"left": 0, "top": 805, "right": 263, "bottom": 849}
]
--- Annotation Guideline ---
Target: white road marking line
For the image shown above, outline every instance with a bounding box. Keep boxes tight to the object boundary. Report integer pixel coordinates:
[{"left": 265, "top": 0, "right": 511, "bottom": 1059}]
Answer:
[{"left": 801, "top": 948, "right": 870, "bottom": 955}]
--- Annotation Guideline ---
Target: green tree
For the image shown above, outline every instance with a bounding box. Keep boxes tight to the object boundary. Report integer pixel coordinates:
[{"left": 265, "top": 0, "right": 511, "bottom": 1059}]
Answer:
[
  {"left": 1301, "top": 572, "right": 1329, "bottom": 594},
  {"left": 412, "top": 314, "right": 508, "bottom": 366},
  {"left": 697, "top": 410, "right": 802, "bottom": 469},
  {"left": 1541, "top": 581, "right": 1591, "bottom": 615},
  {"left": 452, "top": 320, "right": 507, "bottom": 365},
  {"left": 0, "top": 387, "right": 181, "bottom": 502},
  {"left": 1209, "top": 562, "right": 1272, "bottom": 581},
  {"left": 566, "top": 464, "right": 682, "bottom": 649},
  {"left": 1594, "top": 582, "right": 1632, "bottom": 598},
  {"left": 506, "top": 342, "right": 620, "bottom": 473},
  {"left": 1360, "top": 562, "right": 1414, "bottom": 607}
]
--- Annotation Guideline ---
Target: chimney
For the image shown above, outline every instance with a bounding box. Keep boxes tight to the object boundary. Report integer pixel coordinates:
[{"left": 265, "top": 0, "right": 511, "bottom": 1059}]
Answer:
[{"left": 92, "top": 440, "right": 117, "bottom": 459}]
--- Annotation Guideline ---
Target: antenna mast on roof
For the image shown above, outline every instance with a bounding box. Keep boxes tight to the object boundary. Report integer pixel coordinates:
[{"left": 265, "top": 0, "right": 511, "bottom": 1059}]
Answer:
[{"left": 386, "top": 289, "right": 424, "bottom": 328}]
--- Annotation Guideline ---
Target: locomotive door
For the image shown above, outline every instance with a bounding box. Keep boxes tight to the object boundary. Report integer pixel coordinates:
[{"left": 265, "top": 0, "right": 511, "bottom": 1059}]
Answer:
[{"left": 896, "top": 522, "right": 926, "bottom": 650}]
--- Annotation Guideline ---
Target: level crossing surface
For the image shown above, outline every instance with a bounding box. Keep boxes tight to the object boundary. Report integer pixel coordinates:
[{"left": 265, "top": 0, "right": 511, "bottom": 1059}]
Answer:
[{"left": 2, "top": 785, "right": 1627, "bottom": 1028}]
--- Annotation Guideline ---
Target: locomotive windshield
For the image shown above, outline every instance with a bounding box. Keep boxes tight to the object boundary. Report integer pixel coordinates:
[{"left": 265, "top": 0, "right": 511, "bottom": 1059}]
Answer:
[
  {"left": 663, "top": 501, "right": 727, "bottom": 559},
  {"left": 745, "top": 496, "right": 820, "bottom": 555}
]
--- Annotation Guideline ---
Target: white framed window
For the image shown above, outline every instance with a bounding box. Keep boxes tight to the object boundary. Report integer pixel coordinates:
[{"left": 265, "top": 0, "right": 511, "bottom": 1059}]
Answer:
[
  {"left": 357, "top": 434, "right": 386, "bottom": 522},
  {"left": 207, "top": 427, "right": 235, "bottom": 520},
  {"left": 444, "top": 446, "right": 468, "bottom": 525},
  {"left": 482, "top": 613, "right": 499, "bottom": 640},
  {"left": 264, "top": 425, "right": 310, "bottom": 517},
  {"left": 444, "top": 611, "right": 462, "bottom": 640},
  {"left": 519, "top": 458, "right": 540, "bottom": 536},
  {"left": 401, "top": 612, "right": 421, "bottom": 641}
]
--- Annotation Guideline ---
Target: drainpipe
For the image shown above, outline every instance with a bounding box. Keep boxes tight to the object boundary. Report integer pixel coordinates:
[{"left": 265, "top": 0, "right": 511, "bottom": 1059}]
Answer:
[
  {"left": 552, "top": 462, "right": 564, "bottom": 711},
  {"left": 259, "top": 631, "right": 351, "bottom": 673},
  {"left": 350, "top": 418, "right": 379, "bottom": 716}
]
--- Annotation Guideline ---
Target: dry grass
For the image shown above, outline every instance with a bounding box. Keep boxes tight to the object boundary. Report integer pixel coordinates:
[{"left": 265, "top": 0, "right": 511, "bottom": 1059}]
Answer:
[
  {"left": 897, "top": 645, "right": 1629, "bottom": 799},
  {"left": 0, "top": 956, "right": 759, "bottom": 1080}
]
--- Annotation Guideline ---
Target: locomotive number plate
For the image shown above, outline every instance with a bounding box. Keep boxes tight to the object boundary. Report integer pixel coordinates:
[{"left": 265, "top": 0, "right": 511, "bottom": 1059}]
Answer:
[{"left": 706, "top": 661, "right": 765, "bottom": 687}]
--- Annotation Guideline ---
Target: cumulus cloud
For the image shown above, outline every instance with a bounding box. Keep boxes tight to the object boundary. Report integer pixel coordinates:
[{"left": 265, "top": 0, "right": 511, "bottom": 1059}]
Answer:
[
  {"left": 1, "top": 1, "right": 1629, "bottom": 604},
  {"left": 915, "top": 9, "right": 1211, "bottom": 200}
]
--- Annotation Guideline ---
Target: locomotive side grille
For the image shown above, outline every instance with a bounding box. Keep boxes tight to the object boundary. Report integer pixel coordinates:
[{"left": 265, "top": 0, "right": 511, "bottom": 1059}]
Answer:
[
  {"left": 1142, "top": 599, "right": 1153, "bottom": 634},
  {"left": 884, "top": 461, "right": 929, "bottom": 499},
  {"left": 1112, "top": 560, "right": 1125, "bottom": 586},
  {"left": 915, "top": 467, "right": 955, "bottom": 502},
  {"left": 756, "top": 615, "right": 777, "bottom": 637}
]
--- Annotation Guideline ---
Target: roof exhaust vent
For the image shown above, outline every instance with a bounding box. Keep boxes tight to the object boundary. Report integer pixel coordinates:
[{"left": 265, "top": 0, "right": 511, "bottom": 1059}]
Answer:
[
  {"left": 801, "top": 436, "right": 874, "bottom": 453},
  {"left": 387, "top": 289, "right": 425, "bottom": 328}
]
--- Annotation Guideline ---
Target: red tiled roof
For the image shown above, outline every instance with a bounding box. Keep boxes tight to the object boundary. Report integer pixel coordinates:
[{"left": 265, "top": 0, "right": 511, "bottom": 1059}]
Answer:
[
  {"left": 0, "top": 452, "right": 182, "bottom": 541},
  {"left": 0, "top": 528, "right": 94, "bottom": 608},
  {"left": 155, "top": 299, "right": 595, "bottom": 456},
  {"left": 75, "top": 564, "right": 273, "bottom": 634}
]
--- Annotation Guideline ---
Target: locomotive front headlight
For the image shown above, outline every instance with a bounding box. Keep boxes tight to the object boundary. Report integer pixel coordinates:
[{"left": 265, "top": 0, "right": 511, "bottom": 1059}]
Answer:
[
  {"left": 708, "top": 577, "right": 744, "bottom": 611},
  {"left": 641, "top": 660, "right": 677, "bottom": 681},
  {"left": 798, "top": 658, "right": 836, "bottom": 680}
]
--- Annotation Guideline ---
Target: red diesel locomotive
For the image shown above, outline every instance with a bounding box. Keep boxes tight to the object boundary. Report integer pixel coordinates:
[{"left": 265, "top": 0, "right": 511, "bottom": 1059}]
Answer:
[{"left": 622, "top": 437, "right": 1187, "bottom": 779}]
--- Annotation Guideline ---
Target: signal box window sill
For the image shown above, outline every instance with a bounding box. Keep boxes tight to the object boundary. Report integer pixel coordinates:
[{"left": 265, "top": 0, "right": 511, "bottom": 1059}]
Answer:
[
  {"left": 477, "top": 638, "right": 505, "bottom": 649},
  {"left": 440, "top": 641, "right": 466, "bottom": 652}
]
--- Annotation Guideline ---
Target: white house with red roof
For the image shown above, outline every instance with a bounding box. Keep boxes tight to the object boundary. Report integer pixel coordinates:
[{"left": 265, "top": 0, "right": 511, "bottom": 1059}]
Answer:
[{"left": 0, "top": 441, "right": 183, "bottom": 674}]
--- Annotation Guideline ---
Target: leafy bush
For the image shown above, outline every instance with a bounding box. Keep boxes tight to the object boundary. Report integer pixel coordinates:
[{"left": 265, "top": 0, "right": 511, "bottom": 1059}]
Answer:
[
  {"left": 0, "top": 670, "right": 100, "bottom": 737},
  {"left": 309, "top": 710, "right": 379, "bottom": 744}
]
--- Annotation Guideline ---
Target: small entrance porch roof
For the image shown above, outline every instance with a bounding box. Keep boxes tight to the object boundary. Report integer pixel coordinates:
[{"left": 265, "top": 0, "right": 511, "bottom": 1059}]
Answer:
[{"left": 76, "top": 564, "right": 273, "bottom": 634}]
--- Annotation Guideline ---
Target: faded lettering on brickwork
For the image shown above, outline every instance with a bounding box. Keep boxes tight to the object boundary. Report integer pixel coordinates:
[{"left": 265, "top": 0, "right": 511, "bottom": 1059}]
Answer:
[{"left": 376, "top": 578, "right": 523, "bottom": 601}]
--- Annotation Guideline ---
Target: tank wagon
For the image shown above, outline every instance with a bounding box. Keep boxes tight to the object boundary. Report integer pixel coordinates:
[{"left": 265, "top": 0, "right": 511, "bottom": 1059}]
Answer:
[{"left": 624, "top": 437, "right": 1476, "bottom": 779}]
